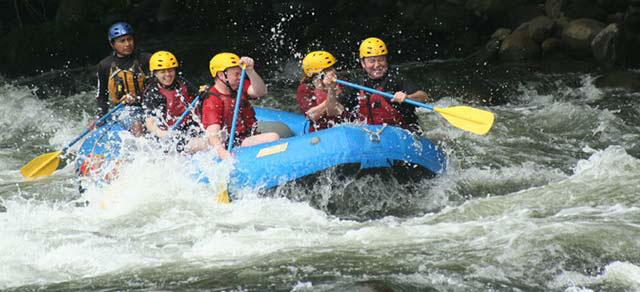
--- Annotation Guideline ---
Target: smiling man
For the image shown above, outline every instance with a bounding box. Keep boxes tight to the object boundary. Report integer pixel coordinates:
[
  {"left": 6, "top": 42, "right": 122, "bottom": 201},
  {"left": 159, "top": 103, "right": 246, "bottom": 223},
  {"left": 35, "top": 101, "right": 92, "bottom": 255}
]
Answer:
[
  {"left": 92, "top": 22, "right": 151, "bottom": 136},
  {"left": 326, "top": 37, "right": 432, "bottom": 134}
]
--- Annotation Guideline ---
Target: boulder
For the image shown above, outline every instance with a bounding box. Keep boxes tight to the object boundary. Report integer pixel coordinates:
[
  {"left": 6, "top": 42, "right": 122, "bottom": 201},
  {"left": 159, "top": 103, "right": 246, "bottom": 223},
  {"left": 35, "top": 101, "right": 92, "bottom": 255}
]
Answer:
[
  {"left": 545, "top": 0, "right": 563, "bottom": 20},
  {"left": 596, "top": 0, "right": 629, "bottom": 13},
  {"left": 561, "top": 18, "right": 606, "bottom": 52},
  {"left": 591, "top": 23, "right": 621, "bottom": 68},
  {"left": 464, "top": 38, "right": 501, "bottom": 64},
  {"left": 492, "top": 28, "right": 512, "bottom": 41},
  {"left": 514, "top": 22, "right": 530, "bottom": 33},
  {"left": 529, "top": 15, "right": 555, "bottom": 42},
  {"left": 593, "top": 70, "right": 640, "bottom": 91},
  {"left": 562, "top": 0, "right": 607, "bottom": 22},
  {"left": 545, "top": 0, "right": 607, "bottom": 26},
  {"left": 499, "top": 31, "right": 541, "bottom": 61},
  {"left": 505, "top": 4, "right": 545, "bottom": 29},
  {"left": 541, "top": 37, "right": 563, "bottom": 54}
]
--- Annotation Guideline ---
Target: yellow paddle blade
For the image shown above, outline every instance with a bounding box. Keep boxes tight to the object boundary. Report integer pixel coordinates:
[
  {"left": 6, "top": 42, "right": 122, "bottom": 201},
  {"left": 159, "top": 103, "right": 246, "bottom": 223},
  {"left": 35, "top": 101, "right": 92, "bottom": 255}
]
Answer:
[
  {"left": 216, "top": 184, "right": 230, "bottom": 204},
  {"left": 434, "top": 106, "right": 495, "bottom": 135},
  {"left": 20, "top": 151, "right": 63, "bottom": 178}
]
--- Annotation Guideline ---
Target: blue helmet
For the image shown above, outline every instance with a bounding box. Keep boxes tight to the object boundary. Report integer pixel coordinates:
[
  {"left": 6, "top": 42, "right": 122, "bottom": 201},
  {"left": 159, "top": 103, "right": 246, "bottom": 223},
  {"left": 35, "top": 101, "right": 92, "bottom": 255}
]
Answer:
[{"left": 108, "top": 22, "right": 134, "bottom": 42}]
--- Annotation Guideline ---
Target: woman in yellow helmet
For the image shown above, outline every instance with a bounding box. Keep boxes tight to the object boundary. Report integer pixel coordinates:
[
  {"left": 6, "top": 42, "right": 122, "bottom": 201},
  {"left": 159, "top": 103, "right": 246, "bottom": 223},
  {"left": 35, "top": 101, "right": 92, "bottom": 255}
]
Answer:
[
  {"left": 325, "top": 37, "right": 432, "bottom": 134},
  {"left": 142, "top": 50, "right": 208, "bottom": 153},
  {"left": 200, "top": 52, "right": 279, "bottom": 160},
  {"left": 297, "top": 51, "right": 348, "bottom": 132}
]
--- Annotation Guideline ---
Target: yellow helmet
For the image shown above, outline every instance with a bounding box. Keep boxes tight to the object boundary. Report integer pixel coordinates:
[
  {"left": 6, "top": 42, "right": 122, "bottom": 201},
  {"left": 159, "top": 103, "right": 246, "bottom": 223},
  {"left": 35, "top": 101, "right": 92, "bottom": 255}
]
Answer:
[
  {"left": 359, "top": 37, "right": 388, "bottom": 58},
  {"left": 302, "top": 51, "right": 337, "bottom": 77},
  {"left": 209, "top": 52, "right": 240, "bottom": 78},
  {"left": 149, "top": 50, "right": 179, "bottom": 72}
]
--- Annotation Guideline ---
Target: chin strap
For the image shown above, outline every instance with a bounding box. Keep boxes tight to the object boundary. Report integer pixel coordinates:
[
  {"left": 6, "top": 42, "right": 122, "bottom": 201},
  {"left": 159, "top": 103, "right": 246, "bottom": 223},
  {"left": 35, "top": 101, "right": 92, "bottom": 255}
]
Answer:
[{"left": 222, "top": 71, "right": 238, "bottom": 96}]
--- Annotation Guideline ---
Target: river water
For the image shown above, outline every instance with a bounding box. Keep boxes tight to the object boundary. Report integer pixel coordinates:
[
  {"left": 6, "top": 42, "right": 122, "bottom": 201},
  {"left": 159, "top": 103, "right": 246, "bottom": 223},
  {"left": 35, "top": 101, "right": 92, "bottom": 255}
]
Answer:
[{"left": 1, "top": 58, "right": 640, "bottom": 292}]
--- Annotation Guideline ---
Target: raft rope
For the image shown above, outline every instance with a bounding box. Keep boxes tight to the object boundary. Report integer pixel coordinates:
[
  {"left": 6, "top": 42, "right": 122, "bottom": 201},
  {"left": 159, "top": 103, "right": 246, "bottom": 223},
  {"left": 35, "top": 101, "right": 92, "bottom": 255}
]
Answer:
[{"left": 360, "top": 123, "right": 387, "bottom": 142}]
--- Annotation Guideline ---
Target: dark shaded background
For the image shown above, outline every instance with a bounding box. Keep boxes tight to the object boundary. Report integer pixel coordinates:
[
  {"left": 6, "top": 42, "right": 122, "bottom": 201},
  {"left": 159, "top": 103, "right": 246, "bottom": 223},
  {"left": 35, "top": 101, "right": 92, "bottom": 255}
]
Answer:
[{"left": 2, "top": 0, "right": 639, "bottom": 103}]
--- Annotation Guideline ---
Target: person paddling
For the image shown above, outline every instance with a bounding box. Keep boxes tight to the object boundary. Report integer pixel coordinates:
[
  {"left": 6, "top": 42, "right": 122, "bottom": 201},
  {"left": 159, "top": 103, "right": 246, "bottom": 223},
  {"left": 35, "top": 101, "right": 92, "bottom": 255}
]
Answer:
[
  {"left": 92, "top": 22, "right": 150, "bottom": 136},
  {"left": 297, "top": 51, "right": 348, "bottom": 132},
  {"left": 200, "top": 53, "right": 279, "bottom": 160},
  {"left": 143, "top": 50, "right": 208, "bottom": 154},
  {"left": 326, "top": 37, "right": 433, "bottom": 134}
]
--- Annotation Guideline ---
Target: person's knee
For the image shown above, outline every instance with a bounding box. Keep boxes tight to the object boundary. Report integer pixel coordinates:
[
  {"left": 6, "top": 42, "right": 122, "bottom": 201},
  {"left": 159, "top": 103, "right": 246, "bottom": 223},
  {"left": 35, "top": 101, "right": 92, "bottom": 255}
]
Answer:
[{"left": 267, "top": 132, "right": 280, "bottom": 141}]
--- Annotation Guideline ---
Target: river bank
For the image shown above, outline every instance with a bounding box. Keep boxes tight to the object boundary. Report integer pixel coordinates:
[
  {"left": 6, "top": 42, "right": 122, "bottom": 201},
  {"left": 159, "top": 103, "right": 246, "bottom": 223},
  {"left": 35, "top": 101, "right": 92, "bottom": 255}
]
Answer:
[{"left": 2, "top": 1, "right": 640, "bottom": 95}]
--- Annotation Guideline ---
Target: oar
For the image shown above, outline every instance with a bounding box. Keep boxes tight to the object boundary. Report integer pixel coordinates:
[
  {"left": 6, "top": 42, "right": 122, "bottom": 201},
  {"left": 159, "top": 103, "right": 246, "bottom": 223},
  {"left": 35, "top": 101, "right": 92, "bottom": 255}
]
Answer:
[
  {"left": 216, "top": 65, "right": 247, "bottom": 204},
  {"left": 20, "top": 103, "right": 125, "bottom": 178},
  {"left": 170, "top": 94, "right": 201, "bottom": 131},
  {"left": 335, "top": 79, "right": 495, "bottom": 135},
  {"left": 227, "top": 65, "right": 247, "bottom": 152}
]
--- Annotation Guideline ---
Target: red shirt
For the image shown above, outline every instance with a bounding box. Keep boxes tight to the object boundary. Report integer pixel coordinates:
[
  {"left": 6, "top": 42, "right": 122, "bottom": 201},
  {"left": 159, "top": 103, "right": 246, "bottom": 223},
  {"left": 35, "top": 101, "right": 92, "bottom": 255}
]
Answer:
[
  {"left": 296, "top": 82, "right": 346, "bottom": 132},
  {"left": 201, "top": 80, "right": 256, "bottom": 135}
]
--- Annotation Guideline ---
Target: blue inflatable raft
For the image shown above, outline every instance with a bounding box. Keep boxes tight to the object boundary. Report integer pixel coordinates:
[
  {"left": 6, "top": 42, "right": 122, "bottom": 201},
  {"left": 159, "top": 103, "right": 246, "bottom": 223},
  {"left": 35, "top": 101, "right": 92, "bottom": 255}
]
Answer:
[{"left": 75, "top": 107, "right": 446, "bottom": 194}]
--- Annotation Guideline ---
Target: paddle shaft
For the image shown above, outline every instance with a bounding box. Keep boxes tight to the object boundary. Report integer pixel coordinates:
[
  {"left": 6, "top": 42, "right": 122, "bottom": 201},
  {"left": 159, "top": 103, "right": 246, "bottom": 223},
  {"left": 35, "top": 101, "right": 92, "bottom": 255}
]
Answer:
[
  {"left": 227, "top": 67, "right": 247, "bottom": 152},
  {"left": 63, "top": 103, "right": 125, "bottom": 153},
  {"left": 335, "top": 79, "right": 434, "bottom": 111},
  {"left": 170, "top": 95, "right": 201, "bottom": 131}
]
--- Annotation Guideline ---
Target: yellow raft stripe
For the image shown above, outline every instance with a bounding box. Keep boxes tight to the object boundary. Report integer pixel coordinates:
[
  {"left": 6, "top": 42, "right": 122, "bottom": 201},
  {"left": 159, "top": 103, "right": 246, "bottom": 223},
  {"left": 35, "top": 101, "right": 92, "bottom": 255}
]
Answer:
[{"left": 256, "top": 142, "right": 288, "bottom": 158}]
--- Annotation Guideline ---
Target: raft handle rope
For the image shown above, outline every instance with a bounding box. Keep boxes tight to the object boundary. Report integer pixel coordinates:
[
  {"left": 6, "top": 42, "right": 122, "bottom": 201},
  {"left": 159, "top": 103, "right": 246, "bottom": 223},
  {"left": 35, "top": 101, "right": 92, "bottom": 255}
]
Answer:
[{"left": 360, "top": 123, "right": 387, "bottom": 142}]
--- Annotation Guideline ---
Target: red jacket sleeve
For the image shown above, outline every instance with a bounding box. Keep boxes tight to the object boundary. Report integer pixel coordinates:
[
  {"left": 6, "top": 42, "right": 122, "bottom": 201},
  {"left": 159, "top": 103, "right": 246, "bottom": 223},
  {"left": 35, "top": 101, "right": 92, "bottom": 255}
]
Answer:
[
  {"left": 201, "top": 96, "right": 223, "bottom": 129},
  {"left": 296, "top": 83, "right": 315, "bottom": 113}
]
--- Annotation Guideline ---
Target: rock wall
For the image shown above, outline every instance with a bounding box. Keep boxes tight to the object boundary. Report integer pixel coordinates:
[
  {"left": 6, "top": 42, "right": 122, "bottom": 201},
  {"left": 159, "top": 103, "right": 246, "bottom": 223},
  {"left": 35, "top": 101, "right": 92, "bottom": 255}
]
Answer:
[{"left": 1, "top": 0, "right": 639, "bottom": 77}]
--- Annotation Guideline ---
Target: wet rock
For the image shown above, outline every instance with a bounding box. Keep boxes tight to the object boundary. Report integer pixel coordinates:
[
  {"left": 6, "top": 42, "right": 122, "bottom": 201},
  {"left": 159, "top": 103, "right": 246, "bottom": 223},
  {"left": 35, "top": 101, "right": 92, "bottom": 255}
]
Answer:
[
  {"left": 563, "top": 0, "right": 607, "bottom": 22},
  {"left": 499, "top": 31, "right": 540, "bottom": 61},
  {"left": 514, "top": 22, "right": 529, "bottom": 33},
  {"left": 466, "top": 28, "right": 511, "bottom": 63},
  {"left": 596, "top": 0, "right": 629, "bottom": 13},
  {"left": 529, "top": 15, "right": 555, "bottom": 42},
  {"left": 541, "top": 37, "right": 563, "bottom": 54},
  {"left": 546, "top": 0, "right": 608, "bottom": 27},
  {"left": 561, "top": 18, "right": 606, "bottom": 53},
  {"left": 622, "top": 0, "right": 640, "bottom": 66},
  {"left": 593, "top": 70, "right": 640, "bottom": 90},
  {"left": 0, "top": 204, "right": 6, "bottom": 213},
  {"left": 591, "top": 23, "right": 622, "bottom": 68},
  {"left": 492, "top": 28, "right": 512, "bottom": 41},
  {"left": 607, "top": 12, "right": 626, "bottom": 23},
  {"left": 506, "top": 4, "right": 545, "bottom": 29},
  {"left": 545, "top": 0, "right": 564, "bottom": 20},
  {"left": 538, "top": 52, "right": 598, "bottom": 73},
  {"left": 55, "top": 0, "right": 91, "bottom": 24}
]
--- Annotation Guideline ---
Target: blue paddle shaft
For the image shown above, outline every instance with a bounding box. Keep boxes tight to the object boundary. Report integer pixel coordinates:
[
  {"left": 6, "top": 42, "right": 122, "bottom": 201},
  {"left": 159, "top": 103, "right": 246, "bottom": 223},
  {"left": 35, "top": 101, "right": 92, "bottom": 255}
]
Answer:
[
  {"left": 227, "top": 68, "right": 247, "bottom": 152},
  {"left": 335, "top": 79, "right": 434, "bottom": 111},
  {"left": 171, "top": 95, "right": 201, "bottom": 131},
  {"left": 62, "top": 103, "right": 125, "bottom": 153}
]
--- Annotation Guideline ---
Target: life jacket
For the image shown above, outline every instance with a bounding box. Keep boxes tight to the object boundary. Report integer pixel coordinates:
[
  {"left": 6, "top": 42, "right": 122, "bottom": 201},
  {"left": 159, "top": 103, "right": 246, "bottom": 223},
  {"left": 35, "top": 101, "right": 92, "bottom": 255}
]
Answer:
[
  {"left": 107, "top": 58, "right": 146, "bottom": 103},
  {"left": 307, "top": 88, "right": 344, "bottom": 133},
  {"left": 357, "top": 87, "right": 406, "bottom": 126},
  {"left": 157, "top": 81, "right": 193, "bottom": 128},
  {"left": 202, "top": 84, "right": 256, "bottom": 135}
]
